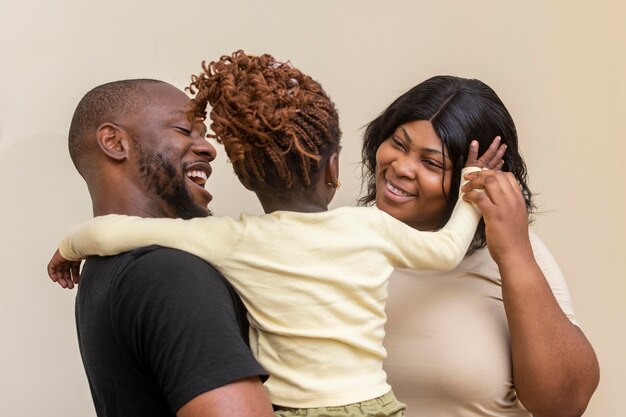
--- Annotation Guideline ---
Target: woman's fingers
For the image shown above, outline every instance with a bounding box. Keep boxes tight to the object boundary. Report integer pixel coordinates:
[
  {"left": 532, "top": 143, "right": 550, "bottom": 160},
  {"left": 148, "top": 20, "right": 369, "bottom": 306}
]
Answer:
[
  {"left": 463, "top": 169, "right": 519, "bottom": 192},
  {"left": 463, "top": 170, "right": 527, "bottom": 223},
  {"left": 463, "top": 170, "right": 531, "bottom": 262},
  {"left": 463, "top": 170, "right": 527, "bottom": 222},
  {"left": 463, "top": 170, "right": 509, "bottom": 204}
]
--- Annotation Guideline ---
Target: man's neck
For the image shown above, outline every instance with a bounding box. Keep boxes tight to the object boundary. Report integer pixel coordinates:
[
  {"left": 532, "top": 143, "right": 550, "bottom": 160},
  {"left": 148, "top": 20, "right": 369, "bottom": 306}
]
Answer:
[{"left": 90, "top": 187, "right": 172, "bottom": 219}]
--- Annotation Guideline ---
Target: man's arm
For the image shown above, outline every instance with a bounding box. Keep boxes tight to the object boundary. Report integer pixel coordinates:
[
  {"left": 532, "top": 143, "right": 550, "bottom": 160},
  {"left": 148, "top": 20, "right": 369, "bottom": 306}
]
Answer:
[{"left": 178, "top": 377, "right": 273, "bottom": 417}]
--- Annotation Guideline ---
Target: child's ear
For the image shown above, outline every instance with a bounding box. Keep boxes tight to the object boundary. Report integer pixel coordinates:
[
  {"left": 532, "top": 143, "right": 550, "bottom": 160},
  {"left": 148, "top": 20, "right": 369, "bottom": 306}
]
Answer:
[
  {"left": 325, "top": 152, "right": 340, "bottom": 187},
  {"left": 96, "top": 123, "right": 129, "bottom": 161}
]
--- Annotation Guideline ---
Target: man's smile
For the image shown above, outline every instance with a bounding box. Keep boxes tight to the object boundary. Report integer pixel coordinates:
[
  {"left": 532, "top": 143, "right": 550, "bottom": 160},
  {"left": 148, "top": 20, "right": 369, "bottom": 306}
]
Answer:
[{"left": 185, "top": 169, "right": 208, "bottom": 187}]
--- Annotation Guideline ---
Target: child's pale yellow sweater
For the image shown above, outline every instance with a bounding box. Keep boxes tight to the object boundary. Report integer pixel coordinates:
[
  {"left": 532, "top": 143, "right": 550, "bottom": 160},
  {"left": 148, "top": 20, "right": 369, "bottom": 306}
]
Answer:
[{"left": 60, "top": 167, "right": 481, "bottom": 407}]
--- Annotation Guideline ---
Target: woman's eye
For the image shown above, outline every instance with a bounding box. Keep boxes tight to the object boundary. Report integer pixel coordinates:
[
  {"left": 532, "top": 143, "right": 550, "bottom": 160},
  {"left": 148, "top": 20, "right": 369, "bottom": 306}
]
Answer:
[
  {"left": 424, "top": 159, "right": 443, "bottom": 169},
  {"left": 391, "top": 137, "right": 406, "bottom": 150}
]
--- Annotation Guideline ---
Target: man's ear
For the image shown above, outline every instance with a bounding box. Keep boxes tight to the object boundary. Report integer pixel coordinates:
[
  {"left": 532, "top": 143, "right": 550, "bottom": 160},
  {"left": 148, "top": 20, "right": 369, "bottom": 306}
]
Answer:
[
  {"left": 96, "top": 123, "right": 129, "bottom": 161},
  {"left": 325, "top": 151, "right": 340, "bottom": 186}
]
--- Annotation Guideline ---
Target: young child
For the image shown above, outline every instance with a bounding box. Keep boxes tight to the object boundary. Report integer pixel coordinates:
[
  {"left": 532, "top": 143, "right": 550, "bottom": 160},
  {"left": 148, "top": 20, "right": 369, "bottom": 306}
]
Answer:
[{"left": 48, "top": 51, "right": 503, "bottom": 416}]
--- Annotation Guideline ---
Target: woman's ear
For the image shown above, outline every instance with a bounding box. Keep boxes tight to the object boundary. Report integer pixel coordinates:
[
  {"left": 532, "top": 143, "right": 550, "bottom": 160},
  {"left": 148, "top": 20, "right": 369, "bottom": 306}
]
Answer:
[
  {"left": 325, "top": 152, "right": 340, "bottom": 187},
  {"left": 96, "top": 123, "right": 129, "bottom": 161}
]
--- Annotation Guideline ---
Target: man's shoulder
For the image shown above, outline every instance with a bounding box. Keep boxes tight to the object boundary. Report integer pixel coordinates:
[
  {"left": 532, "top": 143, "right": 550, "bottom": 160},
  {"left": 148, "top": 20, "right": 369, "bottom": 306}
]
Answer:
[
  {"left": 128, "top": 245, "right": 228, "bottom": 286},
  {"left": 83, "top": 245, "right": 231, "bottom": 296},
  {"left": 84, "top": 246, "right": 245, "bottom": 324},
  {"left": 109, "top": 245, "right": 221, "bottom": 275},
  {"left": 129, "top": 244, "right": 215, "bottom": 263}
]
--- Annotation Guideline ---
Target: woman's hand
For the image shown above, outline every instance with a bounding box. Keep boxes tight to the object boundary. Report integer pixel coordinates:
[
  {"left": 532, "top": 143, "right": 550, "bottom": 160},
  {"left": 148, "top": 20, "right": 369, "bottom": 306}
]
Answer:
[
  {"left": 464, "top": 136, "right": 506, "bottom": 169},
  {"left": 47, "top": 249, "right": 81, "bottom": 289},
  {"left": 461, "top": 169, "right": 533, "bottom": 265},
  {"left": 462, "top": 169, "right": 599, "bottom": 416}
]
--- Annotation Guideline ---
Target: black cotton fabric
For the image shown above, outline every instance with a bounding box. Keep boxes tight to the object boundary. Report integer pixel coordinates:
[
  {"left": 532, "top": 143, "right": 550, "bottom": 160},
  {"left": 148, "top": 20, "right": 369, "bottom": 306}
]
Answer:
[{"left": 75, "top": 246, "right": 266, "bottom": 417}]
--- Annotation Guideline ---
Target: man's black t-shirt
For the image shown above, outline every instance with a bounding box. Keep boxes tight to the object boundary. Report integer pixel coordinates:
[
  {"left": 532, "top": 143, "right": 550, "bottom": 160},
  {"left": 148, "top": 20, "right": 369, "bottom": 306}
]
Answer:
[{"left": 75, "top": 246, "right": 266, "bottom": 416}]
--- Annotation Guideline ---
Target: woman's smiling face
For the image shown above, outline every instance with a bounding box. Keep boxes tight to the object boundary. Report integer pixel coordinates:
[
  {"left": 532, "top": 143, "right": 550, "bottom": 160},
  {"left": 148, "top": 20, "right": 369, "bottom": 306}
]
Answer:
[{"left": 375, "top": 120, "right": 452, "bottom": 231}]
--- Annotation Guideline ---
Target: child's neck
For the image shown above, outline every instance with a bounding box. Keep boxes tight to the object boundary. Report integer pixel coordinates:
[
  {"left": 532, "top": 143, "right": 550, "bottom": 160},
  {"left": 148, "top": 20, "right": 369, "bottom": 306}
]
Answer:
[
  {"left": 258, "top": 196, "right": 329, "bottom": 214},
  {"left": 254, "top": 174, "right": 335, "bottom": 215}
]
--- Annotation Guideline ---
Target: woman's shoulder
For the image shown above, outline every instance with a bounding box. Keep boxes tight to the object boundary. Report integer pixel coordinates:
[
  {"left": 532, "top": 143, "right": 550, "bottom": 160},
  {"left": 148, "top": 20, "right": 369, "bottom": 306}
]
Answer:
[
  {"left": 472, "top": 228, "right": 580, "bottom": 326},
  {"left": 466, "top": 229, "right": 563, "bottom": 277},
  {"left": 453, "top": 230, "right": 574, "bottom": 294}
]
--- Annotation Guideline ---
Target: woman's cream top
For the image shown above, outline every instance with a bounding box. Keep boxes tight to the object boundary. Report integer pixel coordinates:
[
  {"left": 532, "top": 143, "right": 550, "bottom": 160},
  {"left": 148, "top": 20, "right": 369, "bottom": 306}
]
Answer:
[{"left": 383, "top": 231, "right": 578, "bottom": 416}]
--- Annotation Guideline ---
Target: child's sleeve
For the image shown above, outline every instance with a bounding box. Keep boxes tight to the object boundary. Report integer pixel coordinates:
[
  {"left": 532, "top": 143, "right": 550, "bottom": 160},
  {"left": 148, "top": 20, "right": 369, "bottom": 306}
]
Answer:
[
  {"left": 380, "top": 166, "right": 482, "bottom": 271},
  {"left": 58, "top": 214, "right": 241, "bottom": 267}
]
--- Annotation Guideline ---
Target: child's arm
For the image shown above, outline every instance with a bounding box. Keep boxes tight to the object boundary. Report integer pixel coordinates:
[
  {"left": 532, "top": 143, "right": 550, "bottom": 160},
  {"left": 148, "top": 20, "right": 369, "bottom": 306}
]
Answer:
[
  {"left": 382, "top": 138, "right": 503, "bottom": 271},
  {"left": 57, "top": 214, "right": 240, "bottom": 267}
]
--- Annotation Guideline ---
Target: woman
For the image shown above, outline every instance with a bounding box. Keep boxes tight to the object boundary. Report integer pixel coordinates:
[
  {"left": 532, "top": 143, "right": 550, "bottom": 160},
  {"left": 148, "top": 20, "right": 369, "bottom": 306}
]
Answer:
[{"left": 360, "top": 75, "right": 599, "bottom": 417}]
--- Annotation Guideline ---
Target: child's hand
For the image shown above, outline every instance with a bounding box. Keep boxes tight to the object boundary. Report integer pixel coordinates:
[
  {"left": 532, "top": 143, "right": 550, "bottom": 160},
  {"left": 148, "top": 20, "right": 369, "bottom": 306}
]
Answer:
[
  {"left": 464, "top": 136, "right": 506, "bottom": 169},
  {"left": 47, "top": 249, "right": 81, "bottom": 289}
]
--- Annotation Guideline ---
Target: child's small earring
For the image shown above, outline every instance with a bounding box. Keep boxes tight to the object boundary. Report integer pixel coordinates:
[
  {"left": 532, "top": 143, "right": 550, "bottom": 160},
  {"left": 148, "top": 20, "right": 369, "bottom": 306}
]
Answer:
[{"left": 327, "top": 180, "right": 341, "bottom": 189}]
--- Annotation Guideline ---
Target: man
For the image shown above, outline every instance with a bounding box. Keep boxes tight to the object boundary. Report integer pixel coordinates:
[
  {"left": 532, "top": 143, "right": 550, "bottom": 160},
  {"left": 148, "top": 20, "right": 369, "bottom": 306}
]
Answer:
[{"left": 50, "top": 79, "right": 274, "bottom": 417}]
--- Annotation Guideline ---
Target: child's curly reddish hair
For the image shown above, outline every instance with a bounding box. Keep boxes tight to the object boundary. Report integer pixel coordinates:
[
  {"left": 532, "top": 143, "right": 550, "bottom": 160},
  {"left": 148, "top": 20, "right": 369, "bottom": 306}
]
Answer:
[{"left": 187, "top": 50, "right": 341, "bottom": 190}]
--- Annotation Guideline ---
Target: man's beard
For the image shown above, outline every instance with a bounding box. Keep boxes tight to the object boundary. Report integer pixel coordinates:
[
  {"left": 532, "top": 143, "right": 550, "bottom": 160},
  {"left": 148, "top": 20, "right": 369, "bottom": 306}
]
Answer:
[{"left": 136, "top": 144, "right": 209, "bottom": 219}]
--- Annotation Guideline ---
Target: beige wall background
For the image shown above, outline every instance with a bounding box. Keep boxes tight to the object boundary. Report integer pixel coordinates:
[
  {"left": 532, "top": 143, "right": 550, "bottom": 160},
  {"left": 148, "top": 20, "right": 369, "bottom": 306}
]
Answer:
[{"left": 1, "top": 1, "right": 623, "bottom": 415}]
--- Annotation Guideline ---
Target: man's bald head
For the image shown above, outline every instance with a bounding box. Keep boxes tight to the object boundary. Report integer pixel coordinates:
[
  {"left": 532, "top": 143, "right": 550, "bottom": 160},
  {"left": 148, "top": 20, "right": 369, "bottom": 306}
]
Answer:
[
  {"left": 68, "top": 79, "right": 165, "bottom": 175},
  {"left": 67, "top": 79, "right": 214, "bottom": 219}
]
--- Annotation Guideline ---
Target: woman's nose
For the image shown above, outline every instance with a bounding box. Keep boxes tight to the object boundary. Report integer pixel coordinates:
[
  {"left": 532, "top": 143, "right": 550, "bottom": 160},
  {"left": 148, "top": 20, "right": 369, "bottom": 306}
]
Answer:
[{"left": 391, "top": 156, "right": 417, "bottom": 179}]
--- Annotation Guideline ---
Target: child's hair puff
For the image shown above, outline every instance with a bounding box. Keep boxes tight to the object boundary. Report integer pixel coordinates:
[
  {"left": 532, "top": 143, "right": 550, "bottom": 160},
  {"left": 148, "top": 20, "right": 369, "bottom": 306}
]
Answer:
[{"left": 188, "top": 50, "right": 340, "bottom": 189}]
